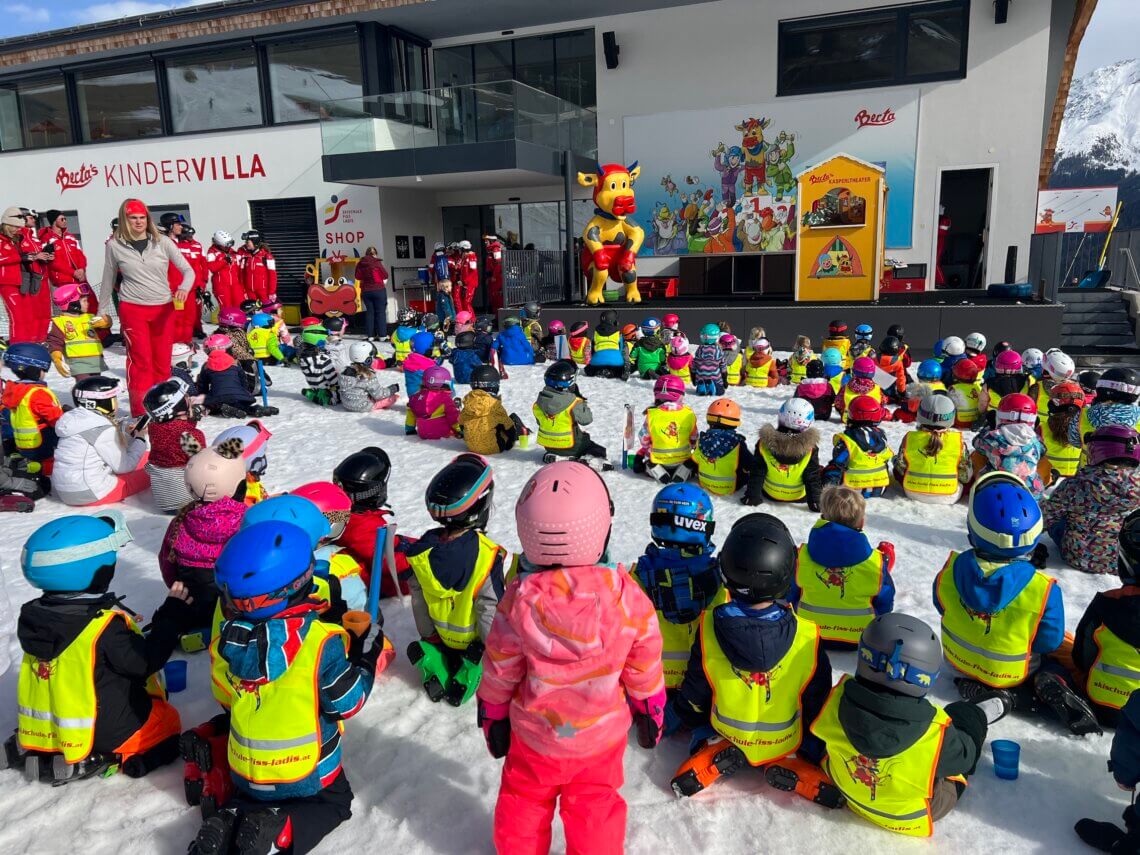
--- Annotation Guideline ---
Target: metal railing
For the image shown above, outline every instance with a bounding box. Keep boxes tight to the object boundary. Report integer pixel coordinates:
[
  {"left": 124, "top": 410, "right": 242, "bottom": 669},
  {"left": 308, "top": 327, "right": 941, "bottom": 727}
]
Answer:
[
  {"left": 1031, "top": 228, "right": 1140, "bottom": 298},
  {"left": 503, "top": 249, "right": 573, "bottom": 306},
  {"left": 319, "top": 80, "right": 597, "bottom": 160}
]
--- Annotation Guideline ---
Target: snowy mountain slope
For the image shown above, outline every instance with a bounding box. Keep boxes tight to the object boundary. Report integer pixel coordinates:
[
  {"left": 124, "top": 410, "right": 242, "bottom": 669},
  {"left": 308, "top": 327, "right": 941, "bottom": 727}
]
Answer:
[
  {"left": 1057, "top": 59, "right": 1140, "bottom": 171},
  {"left": 0, "top": 342, "right": 1126, "bottom": 854}
]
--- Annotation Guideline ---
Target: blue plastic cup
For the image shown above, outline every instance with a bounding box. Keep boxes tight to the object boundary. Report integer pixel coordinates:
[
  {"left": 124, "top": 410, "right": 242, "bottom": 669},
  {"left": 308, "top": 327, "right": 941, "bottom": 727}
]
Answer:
[
  {"left": 164, "top": 660, "right": 188, "bottom": 694},
  {"left": 991, "top": 739, "right": 1020, "bottom": 780}
]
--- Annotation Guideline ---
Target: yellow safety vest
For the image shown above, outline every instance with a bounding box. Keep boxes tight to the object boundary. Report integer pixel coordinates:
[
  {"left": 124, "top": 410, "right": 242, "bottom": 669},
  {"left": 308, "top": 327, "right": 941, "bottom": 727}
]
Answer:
[
  {"left": 670, "top": 360, "right": 692, "bottom": 385},
  {"left": 829, "top": 373, "right": 845, "bottom": 395},
  {"left": 726, "top": 352, "right": 743, "bottom": 386},
  {"left": 18, "top": 609, "right": 163, "bottom": 762},
  {"left": 901, "top": 431, "right": 963, "bottom": 497},
  {"left": 594, "top": 330, "right": 621, "bottom": 353},
  {"left": 52, "top": 315, "right": 102, "bottom": 360},
  {"left": 328, "top": 551, "right": 364, "bottom": 582},
  {"left": 935, "top": 552, "right": 1053, "bottom": 688},
  {"left": 1040, "top": 421, "right": 1080, "bottom": 477},
  {"left": 795, "top": 527, "right": 884, "bottom": 644},
  {"left": 987, "top": 379, "right": 1028, "bottom": 409},
  {"left": 692, "top": 441, "right": 740, "bottom": 496},
  {"left": 1035, "top": 380, "right": 1053, "bottom": 414},
  {"left": 406, "top": 532, "right": 503, "bottom": 650},
  {"left": 228, "top": 620, "right": 344, "bottom": 786},
  {"left": 12, "top": 385, "right": 58, "bottom": 451},
  {"left": 569, "top": 338, "right": 589, "bottom": 365},
  {"left": 758, "top": 445, "right": 811, "bottom": 501},
  {"left": 835, "top": 434, "right": 892, "bottom": 490},
  {"left": 789, "top": 359, "right": 810, "bottom": 385},
  {"left": 950, "top": 382, "right": 983, "bottom": 426},
  {"left": 244, "top": 474, "right": 266, "bottom": 506},
  {"left": 532, "top": 400, "right": 576, "bottom": 450},
  {"left": 812, "top": 676, "right": 954, "bottom": 837},
  {"left": 392, "top": 331, "right": 413, "bottom": 364},
  {"left": 842, "top": 384, "right": 882, "bottom": 423},
  {"left": 246, "top": 327, "right": 276, "bottom": 360},
  {"left": 659, "top": 612, "right": 699, "bottom": 691},
  {"left": 1086, "top": 624, "right": 1140, "bottom": 711},
  {"left": 744, "top": 356, "right": 774, "bottom": 387},
  {"left": 646, "top": 406, "right": 696, "bottom": 465},
  {"left": 822, "top": 337, "right": 852, "bottom": 370},
  {"left": 701, "top": 601, "right": 819, "bottom": 765}
]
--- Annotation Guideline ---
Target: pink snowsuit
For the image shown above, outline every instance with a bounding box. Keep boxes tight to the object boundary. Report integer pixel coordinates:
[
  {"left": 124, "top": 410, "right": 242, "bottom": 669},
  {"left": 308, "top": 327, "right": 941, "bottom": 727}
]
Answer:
[
  {"left": 479, "top": 564, "right": 664, "bottom": 855},
  {"left": 158, "top": 496, "right": 247, "bottom": 586},
  {"left": 406, "top": 388, "right": 460, "bottom": 440}
]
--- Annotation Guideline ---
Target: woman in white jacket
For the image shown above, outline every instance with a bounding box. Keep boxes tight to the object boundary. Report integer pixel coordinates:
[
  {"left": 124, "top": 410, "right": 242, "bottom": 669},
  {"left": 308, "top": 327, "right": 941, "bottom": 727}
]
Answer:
[{"left": 52, "top": 376, "right": 149, "bottom": 506}]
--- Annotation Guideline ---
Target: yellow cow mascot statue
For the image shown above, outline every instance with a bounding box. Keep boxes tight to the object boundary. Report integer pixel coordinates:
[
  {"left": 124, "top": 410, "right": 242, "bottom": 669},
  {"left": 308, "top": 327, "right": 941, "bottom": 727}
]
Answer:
[{"left": 578, "top": 162, "right": 645, "bottom": 304}]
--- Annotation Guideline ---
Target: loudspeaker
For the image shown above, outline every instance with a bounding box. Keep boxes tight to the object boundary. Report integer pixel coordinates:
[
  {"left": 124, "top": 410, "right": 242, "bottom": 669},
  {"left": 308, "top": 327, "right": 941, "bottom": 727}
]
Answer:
[
  {"left": 994, "top": 0, "right": 1009, "bottom": 24},
  {"left": 1004, "top": 245, "right": 1017, "bottom": 284},
  {"left": 603, "top": 31, "right": 620, "bottom": 69}
]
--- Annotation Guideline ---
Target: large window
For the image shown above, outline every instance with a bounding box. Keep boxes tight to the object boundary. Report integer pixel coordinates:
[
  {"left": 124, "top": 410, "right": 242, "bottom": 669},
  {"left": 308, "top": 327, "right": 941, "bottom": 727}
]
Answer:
[
  {"left": 167, "top": 46, "right": 263, "bottom": 133},
  {"left": 0, "top": 76, "right": 72, "bottom": 151},
  {"left": 267, "top": 32, "right": 363, "bottom": 123},
  {"left": 76, "top": 65, "right": 162, "bottom": 141},
  {"left": 778, "top": 1, "right": 968, "bottom": 96},
  {"left": 390, "top": 34, "right": 430, "bottom": 126}
]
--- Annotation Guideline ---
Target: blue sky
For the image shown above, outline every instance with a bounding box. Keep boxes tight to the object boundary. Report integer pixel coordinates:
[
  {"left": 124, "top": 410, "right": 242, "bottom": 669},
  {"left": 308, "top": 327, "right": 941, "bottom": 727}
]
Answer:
[{"left": 0, "top": 0, "right": 204, "bottom": 38}]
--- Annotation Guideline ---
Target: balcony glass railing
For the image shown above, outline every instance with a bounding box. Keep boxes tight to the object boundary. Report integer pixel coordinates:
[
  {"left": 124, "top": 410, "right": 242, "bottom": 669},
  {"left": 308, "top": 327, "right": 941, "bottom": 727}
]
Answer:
[{"left": 319, "top": 80, "right": 597, "bottom": 160}]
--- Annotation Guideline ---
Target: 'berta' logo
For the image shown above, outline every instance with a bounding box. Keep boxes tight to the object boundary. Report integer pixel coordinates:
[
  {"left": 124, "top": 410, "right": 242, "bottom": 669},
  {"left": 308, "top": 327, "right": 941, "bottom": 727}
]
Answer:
[
  {"left": 808, "top": 173, "right": 832, "bottom": 185},
  {"left": 854, "top": 108, "right": 895, "bottom": 128},
  {"left": 56, "top": 164, "right": 99, "bottom": 193}
]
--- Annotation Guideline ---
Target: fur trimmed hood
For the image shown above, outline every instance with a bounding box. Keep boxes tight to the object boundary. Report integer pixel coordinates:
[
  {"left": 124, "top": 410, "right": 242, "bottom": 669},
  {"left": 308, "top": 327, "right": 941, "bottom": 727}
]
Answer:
[{"left": 758, "top": 424, "right": 819, "bottom": 462}]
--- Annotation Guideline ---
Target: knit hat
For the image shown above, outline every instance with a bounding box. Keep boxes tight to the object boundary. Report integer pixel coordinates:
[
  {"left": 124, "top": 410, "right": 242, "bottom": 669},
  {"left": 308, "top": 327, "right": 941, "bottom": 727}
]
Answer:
[{"left": 44, "top": 209, "right": 62, "bottom": 226}]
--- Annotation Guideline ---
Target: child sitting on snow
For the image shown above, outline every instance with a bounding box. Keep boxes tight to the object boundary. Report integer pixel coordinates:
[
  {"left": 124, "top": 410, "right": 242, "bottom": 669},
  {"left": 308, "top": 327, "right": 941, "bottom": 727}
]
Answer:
[
  {"left": 745, "top": 398, "right": 822, "bottom": 509},
  {"left": 691, "top": 324, "right": 726, "bottom": 396},
  {"left": 199, "top": 336, "right": 278, "bottom": 418},
  {"left": 297, "top": 324, "right": 341, "bottom": 407},
  {"left": 323, "top": 316, "right": 352, "bottom": 374},
  {"left": 634, "top": 375, "right": 698, "bottom": 484},
  {"left": 458, "top": 365, "right": 521, "bottom": 456},
  {"left": 789, "top": 486, "right": 896, "bottom": 649},
  {"left": 1071, "top": 368, "right": 1140, "bottom": 462},
  {"left": 785, "top": 335, "right": 814, "bottom": 386},
  {"left": 971, "top": 393, "right": 1046, "bottom": 498},
  {"left": 795, "top": 359, "right": 835, "bottom": 422},
  {"left": 532, "top": 360, "right": 610, "bottom": 469},
  {"left": 585, "top": 309, "right": 629, "bottom": 380},
  {"left": 473, "top": 316, "right": 495, "bottom": 363},
  {"left": 390, "top": 307, "right": 422, "bottom": 366},
  {"left": 567, "top": 319, "right": 592, "bottom": 366},
  {"left": 338, "top": 342, "right": 398, "bottom": 413},
  {"left": 665, "top": 334, "right": 693, "bottom": 386},
  {"left": 494, "top": 316, "right": 537, "bottom": 367},
  {"left": 835, "top": 356, "right": 882, "bottom": 423},
  {"left": 744, "top": 336, "right": 778, "bottom": 388},
  {"left": 290, "top": 481, "right": 367, "bottom": 612},
  {"left": 821, "top": 319, "right": 852, "bottom": 370},
  {"left": 824, "top": 395, "right": 893, "bottom": 498},
  {"left": 626, "top": 322, "right": 664, "bottom": 378},
  {"left": 143, "top": 377, "right": 203, "bottom": 513},
  {"left": 214, "top": 306, "right": 258, "bottom": 392},
  {"left": 1039, "top": 381, "right": 1085, "bottom": 480},
  {"left": 691, "top": 398, "right": 753, "bottom": 496},
  {"left": 406, "top": 366, "right": 460, "bottom": 440},
  {"left": 894, "top": 394, "right": 972, "bottom": 505},
  {"left": 170, "top": 341, "right": 201, "bottom": 398},
  {"left": 449, "top": 330, "right": 484, "bottom": 385},
  {"left": 949, "top": 358, "right": 986, "bottom": 429},
  {"left": 721, "top": 333, "right": 742, "bottom": 386},
  {"left": 2, "top": 344, "right": 62, "bottom": 477}
]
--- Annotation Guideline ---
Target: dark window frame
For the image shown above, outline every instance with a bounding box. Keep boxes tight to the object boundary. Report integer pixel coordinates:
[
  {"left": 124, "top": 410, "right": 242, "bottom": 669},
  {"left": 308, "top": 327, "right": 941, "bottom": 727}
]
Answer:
[
  {"left": 777, "top": 0, "right": 969, "bottom": 97},
  {"left": 0, "top": 70, "right": 74, "bottom": 151}
]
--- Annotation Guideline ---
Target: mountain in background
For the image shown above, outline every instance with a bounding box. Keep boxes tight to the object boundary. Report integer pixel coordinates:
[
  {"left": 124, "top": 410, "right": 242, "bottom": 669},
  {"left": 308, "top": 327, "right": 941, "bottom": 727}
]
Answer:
[{"left": 1051, "top": 58, "right": 1140, "bottom": 229}]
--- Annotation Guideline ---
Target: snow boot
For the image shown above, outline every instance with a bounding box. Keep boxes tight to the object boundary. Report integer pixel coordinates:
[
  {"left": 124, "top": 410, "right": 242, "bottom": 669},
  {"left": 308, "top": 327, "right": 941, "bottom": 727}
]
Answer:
[
  {"left": 1074, "top": 818, "right": 1127, "bottom": 853},
  {"left": 215, "top": 404, "right": 249, "bottom": 419},
  {"left": 542, "top": 452, "right": 558, "bottom": 464},
  {"left": 189, "top": 809, "right": 239, "bottom": 855},
  {"left": 407, "top": 640, "right": 448, "bottom": 703},
  {"left": 0, "top": 493, "right": 34, "bottom": 512},
  {"left": 765, "top": 757, "right": 845, "bottom": 809},
  {"left": 671, "top": 738, "right": 747, "bottom": 797},
  {"left": 955, "top": 677, "right": 1037, "bottom": 715},
  {"left": 51, "top": 752, "right": 117, "bottom": 786},
  {"left": 446, "top": 649, "right": 483, "bottom": 707},
  {"left": 182, "top": 720, "right": 234, "bottom": 816},
  {"left": 249, "top": 405, "right": 279, "bottom": 417},
  {"left": 234, "top": 808, "right": 293, "bottom": 855},
  {"left": 1034, "top": 671, "right": 1102, "bottom": 736},
  {"left": 578, "top": 456, "right": 614, "bottom": 472},
  {"left": 122, "top": 734, "right": 179, "bottom": 778}
]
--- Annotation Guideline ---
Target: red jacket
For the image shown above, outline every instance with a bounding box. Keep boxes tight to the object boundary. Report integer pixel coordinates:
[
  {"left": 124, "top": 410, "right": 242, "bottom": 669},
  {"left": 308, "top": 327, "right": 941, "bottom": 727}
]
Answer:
[
  {"left": 37, "top": 228, "right": 87, "bottom": 288},
  {"left": 205, "top": 246, "right": 243, "bottom": 294},
  {"left": 170, "top": 237, "right": 207, "bottom": 291},
  {"left": 460, "top": 250, "right": 479, "bottom": 288},
  {"left": 0, "top": 231, "right": 43, "bottom": 288},
  {"left": 339, "top": 509, "right": 414, "bottom": 598},
  {"left": 239, "top": 247, "right": 277, "bottom": 299}
]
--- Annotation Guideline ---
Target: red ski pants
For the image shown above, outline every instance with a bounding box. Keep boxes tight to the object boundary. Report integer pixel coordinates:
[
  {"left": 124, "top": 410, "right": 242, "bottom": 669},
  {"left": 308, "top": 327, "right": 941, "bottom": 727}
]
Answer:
[
  {"left": 171, "top": 294, "right": 197, "bottom": 344},
  {"left": 1, "top": 284, "right": 51, "bottom": 344},
  {"left": 494, "top": 736, "right": 626, "bottom": 855},
  {"left": 120, "top": 301, "right": 174, "bottom": 416}
]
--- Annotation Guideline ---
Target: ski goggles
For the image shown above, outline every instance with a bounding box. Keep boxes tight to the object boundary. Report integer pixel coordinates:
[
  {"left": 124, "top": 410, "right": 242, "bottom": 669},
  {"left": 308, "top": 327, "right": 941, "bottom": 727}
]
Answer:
[
  {"left": 23, "top": 511, "right": 133, "bottom": 568},
  {"left": 857, "top": 639, "right": 938, "bottom": 691},
  {"left": 649, "top": 512, "right": 715, "bottom": 538},
  {"left": 223, "top": 565, "right": 315, "bottom": 618},
  {"left": 148, "top": 377, "right": 190, "bottom": 420}
]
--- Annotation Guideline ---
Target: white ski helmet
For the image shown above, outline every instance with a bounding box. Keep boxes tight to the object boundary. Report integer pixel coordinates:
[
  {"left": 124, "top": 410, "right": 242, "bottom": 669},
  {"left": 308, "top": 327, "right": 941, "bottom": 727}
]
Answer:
[
  {"left": 941, "top": 336, "right": 966, "bottom": 357},
  {"left": 459, "top": 240, "right": 472, "bottom": 250},
  {"left": 433, "top": 241, "right": 445, "bottom": 252},
  {"left": 348, "top": 340, "right": 375, "bottom": 364},
  {"left": 965, "top": 332, "right": 987, "bottom": 353},
  {"left": 917, "top": 394, "right": 956, "bottom": 429},
  {"left": 1021, "top": 347, "right": 1044, "bottom": 371},
  {"left": 1041, "top": 349, "right": 1075, "bottom": 382},
  {"left": 212, "top": 229, "right": 234, "bottom": 249},
  {"left": 213, "top": 421, "right": 272, "bottom": 476},
  {"left": 778, "top": 398, "right": 815, "bottom": 432}
]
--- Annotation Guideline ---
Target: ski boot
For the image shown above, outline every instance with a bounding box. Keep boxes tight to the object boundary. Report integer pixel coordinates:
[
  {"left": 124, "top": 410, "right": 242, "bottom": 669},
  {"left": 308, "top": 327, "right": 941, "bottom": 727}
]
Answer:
[
  {"left": 51, "top": 752, "right": 118, "bottom": 786},
  {"left": 189, "top": 808, "right": 239, "bottom": 855},
  {"left": 0, "top": 493, "right": 34, "bottom": 512},
  {"left": 180, "top": 627, "right": 211, "bottom": 654},
  {"left": 955, "top": 677, "right": 1033, "bottom": 715},
  {"left": 122, "top": 734, "right": 180, "bottom": 778},
  {"left": 446, "top": 643, "right": 484, "bottom": 707},
  {"left": 1034, "top": 671, "right": 1102, "bottom": 736},
  {"left": 181, "top": 718, "right": 234, "bottom": 817},
  {"left": 577, "top": 456, "right": 614, "bottom": 473},
  {"left": 407, "top": 640, "right": 449, "bottom": 703},
  {"left": 234, "top": 807, "right": 293, "bottom": 855},
  {"left": 670, "top": 737, "right": 747, "bottom": 797},
  {"left": 542, "top": 452, "right": 558, "bottom": 464},
  {"left": 765, "top": 757, "right": 846, "bottom": 809}
]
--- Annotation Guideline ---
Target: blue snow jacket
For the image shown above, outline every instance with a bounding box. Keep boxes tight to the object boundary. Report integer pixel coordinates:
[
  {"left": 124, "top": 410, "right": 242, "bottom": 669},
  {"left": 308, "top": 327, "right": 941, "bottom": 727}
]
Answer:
[
  {"left": 474, "top": 330, "right": 495, "bottom": 363},
  {"left": 932, "top": 548, "right": 1065, "bottom": 656},
  {"left": 494, "top": 326, "right": 535, "bottom": 365},
  {"left": 449, "top": 347, "right": 483, "bottom": 385},
  {"left": 633, "top": 542, "right": 721, "bottom": 625},
  {"left": 1111, "top": 693, "right": 1140, "bottom": 788},
  {"left": 787, "top": 520, "right": 895, "bottom": 617},
  {"left": 198, "top": 363, "right": 254, "bottom": 407}
]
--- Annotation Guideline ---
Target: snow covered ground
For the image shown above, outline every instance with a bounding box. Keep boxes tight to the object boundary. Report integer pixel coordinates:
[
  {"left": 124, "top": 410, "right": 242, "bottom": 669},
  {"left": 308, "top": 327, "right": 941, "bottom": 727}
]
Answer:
[{"left": 0, "top": 341, "right": 1127, "bottom": 854}]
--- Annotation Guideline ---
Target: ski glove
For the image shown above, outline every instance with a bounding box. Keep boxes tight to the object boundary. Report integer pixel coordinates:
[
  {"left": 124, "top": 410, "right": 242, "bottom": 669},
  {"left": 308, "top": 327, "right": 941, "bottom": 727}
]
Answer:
[
  {"left": 477, "top": 699, "right": 511, "bottom": 759},
  {"left": 630, "top": 688, "right": 667, "bottom": 749},
  {"left": 1029, "top": 543, "right": 1049, "bottom": 570},
  {"left": 740, "top": 490, "right": 764, "bottom": 506}
]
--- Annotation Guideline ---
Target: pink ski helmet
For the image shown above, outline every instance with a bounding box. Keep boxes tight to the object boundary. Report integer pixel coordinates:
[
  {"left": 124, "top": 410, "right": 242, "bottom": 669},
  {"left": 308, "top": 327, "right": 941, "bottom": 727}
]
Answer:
[
  {"left": 719, "top": 333, "right": 738, "bottom": 349},
  {"left": 548, "top": 320, "right": 566, "bottom": 335},
  {"left": 994, "top": 350, "right": 1023, "bottom": 375},
  {"left": 261, "top": 299, "right": 282, "bottom": 314},
  {"left": 1085, "top": 425, "right": 1140, "bottom": 467},
  {"left": 455, "top": 310, "right": 473, "bottom": 325},
  {"left": 204, "top": 333, "right": 232, "bottom": 352},
  {"left": 185, "top": 447, "right": 247, "bottom": 503},
  {"left": 424, "top": 366, "right": 452, "bottom": 390},
  {"left": 852, "top": 356, "right": 876, "bottom": 380},
  {"left": 654, "top": 374, "right": 686, "bottom": 403},
  {"left": 669, "top": 333, "right": 689, "bottom": 355},
  {"left": 51, "top": 282, "right": 84, "bottom": 309},
  {"left": 291, "top": 481, "right": 352, "bottom": 540},
  {"left": 515, "top": 461, "right": 613, "bottom": 567},
  {"left": 217, "top": 306, "right": 246, "bottom": 327}
]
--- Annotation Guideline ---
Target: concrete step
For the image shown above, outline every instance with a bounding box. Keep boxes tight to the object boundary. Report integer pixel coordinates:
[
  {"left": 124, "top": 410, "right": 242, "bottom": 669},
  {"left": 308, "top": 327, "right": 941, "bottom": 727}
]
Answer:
[
  {"left": 1061, "top": 333, "right": 1138, "bottom": 347},
  {"left": 1062, "top": 321, "right": 1135, "bottom": 335},
  {"left": 1059, "top": 291, "right": 1126, "bottom": 305},
  {"left": 1063, "top": 308, "right": 1132, "bottom": 321}
]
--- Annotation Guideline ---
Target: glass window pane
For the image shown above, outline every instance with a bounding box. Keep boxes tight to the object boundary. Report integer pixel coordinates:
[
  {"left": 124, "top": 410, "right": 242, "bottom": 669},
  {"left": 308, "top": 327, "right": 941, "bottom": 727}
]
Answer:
[
  {"left": 268, "top": 34, "right": 362, "bottom": 124},
  {"left": 473, "top": 41, "right": 512, "bottom": 84},
  {"left": 521, "top": 202, "right": 560, "bottom": 250},
  {"left": 434, "top": 45, "right": 473, "bottom": 88},
  {"left": 0, "top": 88, "right": 20, "bottom": 151},
  {"left": 167, "top": 46, "right": 262, "bottom": 133},
  {"left": 76, "top": 66, "right": 161, "bottom": 142},
  {"left": 906, "top": 8, "right": 965, "bottom": 76},
  {"left": 18, "top": 78, "right": 71, "bottom": 148},
  {"left": 780, "top": 12, "right": 897, "bottom": 93},
  {"left": 555, "top": 30, "right": 595, "bottom": 108},
  {"left": 514, "top": 35, "right": 555, "bottom": 96},
  {"left": 492, "top": 204, "right": 521, "bottom": 248}
]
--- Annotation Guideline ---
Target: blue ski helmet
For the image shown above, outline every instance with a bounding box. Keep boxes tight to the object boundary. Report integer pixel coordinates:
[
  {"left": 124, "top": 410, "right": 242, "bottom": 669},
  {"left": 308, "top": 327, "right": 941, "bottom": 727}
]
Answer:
[
  {"left": 411, "top": 330, "right": 436, "bottom": 355},
  {"left": 240, "top": 494, "right": 330, "bottom": 549},
  {"left": 650, "top": 483, "right": 715, "bottom": 547},
  {"left": 933, "top": 339, "right": 945, "bottom": 360},
  {"left": 821, "top": 347, "right": 843, "bottom": 368},
  {"left": 4, "top": 342, "right": 51, "bottom": 371},
  {"left": 699, "top": 323, "right": 721, "bottom": 345},
  {"left": 249, "top": 312, "right": 272, "bottom": 329},
  {"left": 21, "top": 511, "right": 133, "bottom": 592},
  {"left": 855, "top": 323, "right": 873, "bottom": 341},
  {"left": 917, "top": 359, "right": 943, "bottom": 382},
  {"left": 967, "top": 472, "right": 1043, "bottom": 559},
  {"left": 641, "top": 317, "right": 661, "bottom": 336},
  {"left": 216, "top": 521, "right": 315, "bottom": 619}
]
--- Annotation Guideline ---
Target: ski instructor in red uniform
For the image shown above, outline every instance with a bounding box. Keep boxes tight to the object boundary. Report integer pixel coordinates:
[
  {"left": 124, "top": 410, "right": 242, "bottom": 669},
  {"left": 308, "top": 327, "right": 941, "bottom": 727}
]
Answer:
[
  {"left": 101, "top": 199, "right": 194, "bottom": 415},
  {"left": 0, "top": 206, "right": 52, "bottom": 343}
]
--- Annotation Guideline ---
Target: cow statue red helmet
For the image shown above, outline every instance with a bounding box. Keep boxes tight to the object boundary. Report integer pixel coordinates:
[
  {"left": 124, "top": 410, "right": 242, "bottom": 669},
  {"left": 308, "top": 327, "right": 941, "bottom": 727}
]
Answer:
[{"left": 577, "top": 161, "right": 645, "bottom": 305}]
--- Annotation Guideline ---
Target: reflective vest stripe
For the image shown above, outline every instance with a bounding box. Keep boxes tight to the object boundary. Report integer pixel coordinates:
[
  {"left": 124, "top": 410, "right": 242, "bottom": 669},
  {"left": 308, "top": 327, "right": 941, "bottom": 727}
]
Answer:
[
  {"left": 693, "top": 442, "right": 740, "bottom": 495},
  {"left": 798, "top": 602, "right": 875, "bottom": 617},
  {"left": 901, "top": 431, "right": 962, "bottom": 496},
  {"left": 662, "top": 651, "right": 691, "bottom": 661},
  {"left": 758, "top": 446, "right": 810, "bottom": 501},
  {"left": 713, "top": 708, "right": 799, "bottom": 732},
  {"left": 844, "top": 799, "right": 930, "bottom": 822},
  {"left": 836, "top": 434, "right": 892, "bottom": 490},
  {"left": 532, "top": 402, "right": 576, "bottom": 450},
  {"left": 1087, "top": 624, "right": 1140, "bottom": 710},
  {"left": 15, "top": 706, "right": 94, "bottom": 729},
  {"left": 230, "top": 732, "right": 315, "bottom": 751},
  {"left": 1095, "top": 662, "right": 1140, "bottom": 680},
  {"left": 940, "top": 625, "right": 1028, "bottom": 662}
]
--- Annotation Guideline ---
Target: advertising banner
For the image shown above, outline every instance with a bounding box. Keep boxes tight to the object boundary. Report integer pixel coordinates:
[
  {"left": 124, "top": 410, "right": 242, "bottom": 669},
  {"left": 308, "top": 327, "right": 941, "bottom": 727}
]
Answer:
[
  {"left": 1035, "top": 186, "right": 1118, "bottom": 233},
  {"left": 624, "top": 89, "right": 918, "bottom": 256}
]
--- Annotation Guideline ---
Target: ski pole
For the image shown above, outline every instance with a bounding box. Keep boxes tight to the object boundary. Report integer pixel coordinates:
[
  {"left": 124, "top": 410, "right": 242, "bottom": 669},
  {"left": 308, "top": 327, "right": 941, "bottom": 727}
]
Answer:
[
  {"left": 256, "top": 359, "right": 268, "bottom": 408},
  {"left": 367, "top": 525, "right": 386, "bottom": 623}
]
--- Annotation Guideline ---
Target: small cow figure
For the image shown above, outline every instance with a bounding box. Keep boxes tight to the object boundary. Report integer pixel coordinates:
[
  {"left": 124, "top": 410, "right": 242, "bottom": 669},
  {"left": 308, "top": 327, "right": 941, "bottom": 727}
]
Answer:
[{"left": 577, "top": 162, "right": 645, "bottom": 304}]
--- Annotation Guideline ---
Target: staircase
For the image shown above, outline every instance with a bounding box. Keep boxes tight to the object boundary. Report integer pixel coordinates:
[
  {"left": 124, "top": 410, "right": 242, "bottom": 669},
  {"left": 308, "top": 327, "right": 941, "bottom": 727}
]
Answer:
[{"left": 1059, "top": 289, "right": 1138, "bottom": 350}]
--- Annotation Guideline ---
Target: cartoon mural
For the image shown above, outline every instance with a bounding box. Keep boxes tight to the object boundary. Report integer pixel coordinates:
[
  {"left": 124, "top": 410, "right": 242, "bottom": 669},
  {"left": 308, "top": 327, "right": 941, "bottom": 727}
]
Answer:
[{"left": 808, "top": 236, "right": 864, "bottom": 278}]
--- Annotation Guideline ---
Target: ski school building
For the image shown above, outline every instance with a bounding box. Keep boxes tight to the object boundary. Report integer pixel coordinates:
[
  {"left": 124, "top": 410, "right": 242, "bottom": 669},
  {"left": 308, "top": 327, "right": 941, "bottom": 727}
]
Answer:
[{"left": 0, "top": 0, "right": 1094, "bottom": 347}]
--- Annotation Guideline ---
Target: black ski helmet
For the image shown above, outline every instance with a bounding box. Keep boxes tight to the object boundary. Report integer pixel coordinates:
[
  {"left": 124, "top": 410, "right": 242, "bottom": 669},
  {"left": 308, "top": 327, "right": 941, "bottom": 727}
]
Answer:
[
  {"left": 1097, "top": 367, "right": 1140, "bottom": 404},
  {"left": 544, "top": 359, "right": 577, "bottom": 390},
  {"left": 239, "top": 298, "right": 260, "bottom": 315},
  {"left": 600, "top": 309, "right": 619, "bottom": 326},
  {"left": 719, "top": 513, "right": 796, "bottom": 603},
  {"left": 332, "top": 447, "right": 391, "bottom": 509},
  {"left": 1078, "top": 370, "right": 1101, "bottom": 394},
  {"left": 158, "top": 212, "right": 185, "bottom": 233},
  {"left": 475, "top": 315, "right": 494, "bottom": 333},
  {"left": 470, "top": 364, "right": 501, "bottom": 395},
  {"left": 243, "top": 230, "right": 263, "bottom": 246},
  {"left": 455, "top": 330, "right": 476, "bottom": 349},
  {"left": 992, "top": 340, "right": 1013, "bottom": 358},
  {"left": 142, "top": 378, "right": 190, "bottom": 423},
  {"left": 324, "top": 316, "right": 347, "bottom": 334},
  {"left": 1120, "top": 509, "right": 1140, "bottom": 585},
  {"left": 880, "top": 335, "right": 901, "bottom": 357},
  {"left": 425, "top": 453, "right": 493, "bottom": 529},
  {"left": 524, "top": 301, "right": 541, "bottom": 320},
  {"left": 805, "top": 358, "right": 824, "bottom": 379},
  {"left": 72, "top": 375, "right": 120, "bottom": 416},
  {"left": 855, "top": 613, "right": 942, "bottom": 699},
  {"left": 886, "top": 324, "right": 905, "bottom": 341}
]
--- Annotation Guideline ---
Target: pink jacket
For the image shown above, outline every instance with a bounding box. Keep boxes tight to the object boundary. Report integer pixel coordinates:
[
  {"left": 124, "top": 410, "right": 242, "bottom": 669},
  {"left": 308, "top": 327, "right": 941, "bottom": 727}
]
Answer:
[
  {"left": 479, "top": 564, "right": 664, "bottom": 759},
  {"left": 407, "top": 388, "right": 460, "bottom": 440},
  {"left": 159, "top": 496, "right": 247, "bottom": 585},
  {"left": 666, "top": 353, "right": 693, "bottom": 373}
]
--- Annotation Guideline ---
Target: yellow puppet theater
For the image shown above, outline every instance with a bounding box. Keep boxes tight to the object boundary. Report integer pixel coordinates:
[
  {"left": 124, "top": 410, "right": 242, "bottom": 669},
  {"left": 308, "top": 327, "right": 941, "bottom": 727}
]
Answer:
[{"left": 795, "top": 154, "right": 887, "bottom": 302}]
